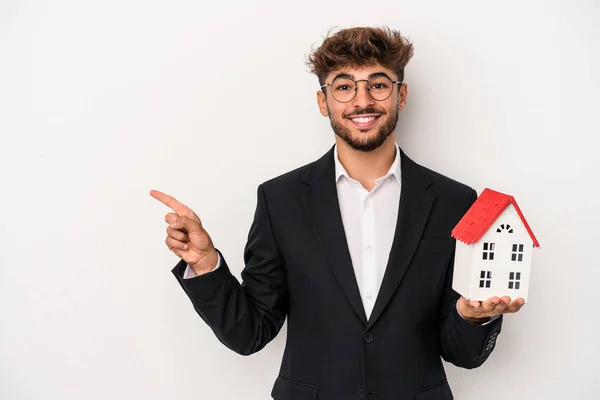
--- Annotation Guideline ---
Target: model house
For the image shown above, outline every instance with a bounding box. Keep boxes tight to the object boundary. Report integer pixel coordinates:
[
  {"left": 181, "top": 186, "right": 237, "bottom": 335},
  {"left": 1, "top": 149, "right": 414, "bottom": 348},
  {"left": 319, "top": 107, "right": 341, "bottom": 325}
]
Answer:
[{"left": 451, "top": 188, "right": 540, "bottom": 301}]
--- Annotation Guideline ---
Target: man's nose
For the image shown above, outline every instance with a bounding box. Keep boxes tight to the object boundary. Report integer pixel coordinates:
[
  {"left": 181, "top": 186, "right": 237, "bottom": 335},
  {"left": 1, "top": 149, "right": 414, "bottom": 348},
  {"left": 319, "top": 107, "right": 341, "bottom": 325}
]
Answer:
[{"left": 352, "top": 81, "right": 375, "bottom": 108}]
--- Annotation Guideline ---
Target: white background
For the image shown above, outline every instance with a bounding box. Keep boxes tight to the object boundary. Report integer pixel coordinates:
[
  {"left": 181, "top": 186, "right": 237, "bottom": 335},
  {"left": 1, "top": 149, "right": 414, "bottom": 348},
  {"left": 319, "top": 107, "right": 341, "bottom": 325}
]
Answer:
[{"left": 1, "top": 0, "right": 598, "bottom": 399}]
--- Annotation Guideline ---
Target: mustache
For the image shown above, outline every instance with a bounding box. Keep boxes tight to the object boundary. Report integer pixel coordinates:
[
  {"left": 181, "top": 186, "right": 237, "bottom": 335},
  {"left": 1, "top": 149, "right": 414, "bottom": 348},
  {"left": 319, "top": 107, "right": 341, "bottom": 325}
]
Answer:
[{"left": 344, "top": 106, "right": 386, "bottom": 118}]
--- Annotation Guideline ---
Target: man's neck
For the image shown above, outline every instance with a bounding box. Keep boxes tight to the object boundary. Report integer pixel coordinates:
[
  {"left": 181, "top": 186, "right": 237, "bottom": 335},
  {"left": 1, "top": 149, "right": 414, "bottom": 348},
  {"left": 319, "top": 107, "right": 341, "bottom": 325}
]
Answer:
[{"left": 335, "top": 135, "right": 398, "bottom": 192}]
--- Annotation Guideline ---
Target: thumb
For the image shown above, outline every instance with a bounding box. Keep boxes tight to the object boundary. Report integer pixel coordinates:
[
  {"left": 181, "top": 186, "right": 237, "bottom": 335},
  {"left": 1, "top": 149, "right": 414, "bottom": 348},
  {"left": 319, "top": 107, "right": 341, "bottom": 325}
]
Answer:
[{"left": 170, "top": 215, "right": 202, "bottom": 233}]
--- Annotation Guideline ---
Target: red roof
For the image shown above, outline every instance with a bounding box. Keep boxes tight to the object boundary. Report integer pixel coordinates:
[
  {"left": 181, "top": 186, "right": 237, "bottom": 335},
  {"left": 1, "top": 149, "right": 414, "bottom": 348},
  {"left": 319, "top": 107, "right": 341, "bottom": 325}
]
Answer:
[{"left": 451, "top": 188, "right": 540, "bottom": 247}]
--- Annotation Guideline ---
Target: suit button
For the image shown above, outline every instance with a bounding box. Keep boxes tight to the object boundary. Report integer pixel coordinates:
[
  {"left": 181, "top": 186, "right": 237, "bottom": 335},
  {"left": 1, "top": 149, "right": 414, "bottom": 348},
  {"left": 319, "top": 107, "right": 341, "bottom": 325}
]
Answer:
[
  {"left": 363, "top": 332, "right": 374, "bottom": 343},
  {"left": 357, "top": 388, "right": 365, "bottom": 398}
]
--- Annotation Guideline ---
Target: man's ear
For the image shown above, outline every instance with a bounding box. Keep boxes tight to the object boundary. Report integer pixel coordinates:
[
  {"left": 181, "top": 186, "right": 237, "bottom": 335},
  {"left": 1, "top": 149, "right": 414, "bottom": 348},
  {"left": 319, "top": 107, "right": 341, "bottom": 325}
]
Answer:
[
  {"left": 398, "top": 83, "right": 408, "bottom": 111},
  {"left": 317, "top": 91, "right": 328, "bottom": 116}
]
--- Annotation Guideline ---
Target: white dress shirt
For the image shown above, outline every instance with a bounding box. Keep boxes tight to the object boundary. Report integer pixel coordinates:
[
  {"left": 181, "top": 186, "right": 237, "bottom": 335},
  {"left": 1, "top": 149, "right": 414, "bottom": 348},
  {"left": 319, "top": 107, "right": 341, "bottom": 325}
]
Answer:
[
  {"left": 183, "top": 144, "right": 493, "bottom": 324},
  {"left": 334, "top": 144, "right": 401, "bottom": 319}
]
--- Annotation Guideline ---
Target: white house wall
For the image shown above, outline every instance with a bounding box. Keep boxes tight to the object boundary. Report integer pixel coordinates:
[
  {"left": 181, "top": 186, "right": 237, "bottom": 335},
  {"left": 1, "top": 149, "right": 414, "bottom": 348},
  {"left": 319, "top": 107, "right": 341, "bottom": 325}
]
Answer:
[
  {"left": 469, "top": 204, "right": 534, "bottom": 301},
  {"left": 452, "top": 240, "right": 474, "bottom": 299}
]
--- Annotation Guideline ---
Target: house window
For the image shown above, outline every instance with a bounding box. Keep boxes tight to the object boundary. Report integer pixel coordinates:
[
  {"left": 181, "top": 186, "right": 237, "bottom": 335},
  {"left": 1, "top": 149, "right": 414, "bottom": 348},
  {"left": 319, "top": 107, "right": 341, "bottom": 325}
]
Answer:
[
  {"left": 508, "top": 272, "right": 521, "bottom": 290},
  {"left": 496, "top": 223, "right": 514, "bottom": 233},
  {"left": 482, "top": 242, "right": 495, "bottom": 260},
  {"left": 479, "top": 271, "right": 492, "bottom": 288},
  {"left": 511, "top": 244, "right": 524, "bottom": 261}
]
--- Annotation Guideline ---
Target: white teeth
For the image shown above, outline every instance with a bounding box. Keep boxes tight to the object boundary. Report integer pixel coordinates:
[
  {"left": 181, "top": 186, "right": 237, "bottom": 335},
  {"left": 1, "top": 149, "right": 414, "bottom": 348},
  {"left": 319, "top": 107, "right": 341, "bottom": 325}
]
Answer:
[{"left": 352, "top": 116, "right": 376, "bottom": 123}]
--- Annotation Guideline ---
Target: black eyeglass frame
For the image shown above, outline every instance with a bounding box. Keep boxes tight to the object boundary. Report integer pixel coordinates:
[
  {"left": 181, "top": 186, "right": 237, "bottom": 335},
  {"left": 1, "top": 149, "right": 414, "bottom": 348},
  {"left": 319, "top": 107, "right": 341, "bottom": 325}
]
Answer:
[{"left": 320, "top": 76, "right": 403, "bottom": 103}]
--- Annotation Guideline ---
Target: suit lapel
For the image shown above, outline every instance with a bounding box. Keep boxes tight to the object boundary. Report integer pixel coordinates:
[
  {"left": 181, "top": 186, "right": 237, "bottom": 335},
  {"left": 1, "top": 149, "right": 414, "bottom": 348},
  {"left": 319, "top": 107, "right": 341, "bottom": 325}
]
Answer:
[
  {"left": 366, "top": 151, "right": 434, "bottom": 329},
  {"left": 301, "top": 146, "right": 368, "bottom": 324}
]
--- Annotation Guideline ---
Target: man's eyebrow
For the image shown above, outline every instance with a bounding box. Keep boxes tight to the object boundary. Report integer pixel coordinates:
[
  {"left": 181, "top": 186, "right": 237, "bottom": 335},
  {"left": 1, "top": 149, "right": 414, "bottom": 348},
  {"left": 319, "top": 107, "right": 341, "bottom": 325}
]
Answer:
[
  {"left": 332, "top": 73, "right": 354, "bottom": 81},
  {"left": 368, "top": 72, "right": 393, "bottom": 80}
]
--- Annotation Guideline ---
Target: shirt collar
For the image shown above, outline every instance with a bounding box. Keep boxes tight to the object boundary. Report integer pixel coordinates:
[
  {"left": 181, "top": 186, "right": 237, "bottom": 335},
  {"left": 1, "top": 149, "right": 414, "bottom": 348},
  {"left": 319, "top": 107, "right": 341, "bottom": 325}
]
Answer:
[{"left": 334, "top": 143, "right": 402, "bottom": 185}]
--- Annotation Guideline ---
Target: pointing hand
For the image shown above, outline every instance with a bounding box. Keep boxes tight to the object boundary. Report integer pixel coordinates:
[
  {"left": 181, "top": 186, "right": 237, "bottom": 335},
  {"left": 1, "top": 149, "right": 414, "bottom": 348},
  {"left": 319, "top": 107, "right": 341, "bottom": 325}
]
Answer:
[{"left": 150, "top": 190, "right": 219, "bottom": 275}]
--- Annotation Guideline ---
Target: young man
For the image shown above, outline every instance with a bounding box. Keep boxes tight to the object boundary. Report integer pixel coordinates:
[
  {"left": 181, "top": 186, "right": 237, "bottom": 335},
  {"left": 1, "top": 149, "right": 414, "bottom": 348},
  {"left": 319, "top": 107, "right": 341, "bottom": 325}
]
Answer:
[{"left": 151, "top": 27, "right": 524, "bottom": 400}]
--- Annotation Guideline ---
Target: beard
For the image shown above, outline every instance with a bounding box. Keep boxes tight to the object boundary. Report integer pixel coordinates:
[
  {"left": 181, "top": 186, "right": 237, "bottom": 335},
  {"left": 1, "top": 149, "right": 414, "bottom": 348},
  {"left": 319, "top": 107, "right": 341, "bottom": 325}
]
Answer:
[{"left": 329, "top": 105, "right": 399, "bottom": 152}]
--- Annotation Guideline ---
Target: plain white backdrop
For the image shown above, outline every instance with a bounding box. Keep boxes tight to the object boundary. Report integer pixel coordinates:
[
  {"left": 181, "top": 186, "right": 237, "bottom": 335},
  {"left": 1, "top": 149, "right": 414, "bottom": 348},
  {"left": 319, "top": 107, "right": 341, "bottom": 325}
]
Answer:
[{"left": 1, "top": 0, "right": 598, "bottom": 399}]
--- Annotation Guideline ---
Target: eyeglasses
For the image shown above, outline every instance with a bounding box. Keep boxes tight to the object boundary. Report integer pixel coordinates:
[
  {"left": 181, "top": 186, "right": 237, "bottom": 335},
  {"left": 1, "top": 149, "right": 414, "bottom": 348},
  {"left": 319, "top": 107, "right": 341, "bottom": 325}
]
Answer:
[{"left": 320, "top": 75, "right": 403, "bottom": 103}]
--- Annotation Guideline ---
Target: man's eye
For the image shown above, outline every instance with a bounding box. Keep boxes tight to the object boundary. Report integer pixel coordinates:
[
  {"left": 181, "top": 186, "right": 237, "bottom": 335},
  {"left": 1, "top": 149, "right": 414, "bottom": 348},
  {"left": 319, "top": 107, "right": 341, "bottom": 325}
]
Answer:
[
  {"left": 372, "top": 83, "right": 387, "bottom": 89},
  {"left": 336, "top": 85, "right": 351, "bottom": 91}
]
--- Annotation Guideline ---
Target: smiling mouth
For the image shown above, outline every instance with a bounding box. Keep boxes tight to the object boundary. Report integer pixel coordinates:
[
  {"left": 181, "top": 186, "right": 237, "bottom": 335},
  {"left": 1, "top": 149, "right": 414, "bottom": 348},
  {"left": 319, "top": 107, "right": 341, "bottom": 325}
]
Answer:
[{"left": 348, "top": 114, "right": 381, "bottom": 130}]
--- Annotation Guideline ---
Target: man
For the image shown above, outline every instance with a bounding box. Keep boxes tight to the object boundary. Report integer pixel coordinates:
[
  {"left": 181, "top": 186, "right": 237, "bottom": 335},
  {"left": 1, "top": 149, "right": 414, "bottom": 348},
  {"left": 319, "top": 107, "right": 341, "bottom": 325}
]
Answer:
[{"left": 151, "top": 27, "right": 524, "bottom": 400}]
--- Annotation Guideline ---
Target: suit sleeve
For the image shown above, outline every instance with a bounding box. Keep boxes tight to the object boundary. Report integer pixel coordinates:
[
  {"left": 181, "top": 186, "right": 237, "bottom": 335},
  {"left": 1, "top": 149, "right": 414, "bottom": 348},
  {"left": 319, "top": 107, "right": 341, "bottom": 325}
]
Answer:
[
  {"left": 437, "top": 189, "right": 503, "bottom": 369},
  {"left": 171, "top": 184, "right": 289, "bottom": 356}
]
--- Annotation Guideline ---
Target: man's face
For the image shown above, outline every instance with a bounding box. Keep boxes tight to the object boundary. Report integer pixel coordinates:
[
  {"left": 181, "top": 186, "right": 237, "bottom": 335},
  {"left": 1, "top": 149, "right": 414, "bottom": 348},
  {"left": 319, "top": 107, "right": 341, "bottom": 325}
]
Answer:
[{"left": 317, "top": 64, "right": 408, "bottom": 152}]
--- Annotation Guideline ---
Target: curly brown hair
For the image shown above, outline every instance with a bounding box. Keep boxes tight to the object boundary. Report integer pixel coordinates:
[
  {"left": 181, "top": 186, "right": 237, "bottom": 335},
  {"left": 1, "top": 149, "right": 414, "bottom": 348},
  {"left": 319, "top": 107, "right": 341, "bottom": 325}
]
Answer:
[{"left": 307, "top": 26, "right": 414, "bottom": 86}]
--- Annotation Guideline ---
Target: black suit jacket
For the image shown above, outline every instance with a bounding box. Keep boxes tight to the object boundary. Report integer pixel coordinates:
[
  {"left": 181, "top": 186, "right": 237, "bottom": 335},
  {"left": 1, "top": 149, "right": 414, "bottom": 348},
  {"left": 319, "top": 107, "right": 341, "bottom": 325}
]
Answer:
[{"left": 172, "top": 146, "right": 502, "bottom": 400}]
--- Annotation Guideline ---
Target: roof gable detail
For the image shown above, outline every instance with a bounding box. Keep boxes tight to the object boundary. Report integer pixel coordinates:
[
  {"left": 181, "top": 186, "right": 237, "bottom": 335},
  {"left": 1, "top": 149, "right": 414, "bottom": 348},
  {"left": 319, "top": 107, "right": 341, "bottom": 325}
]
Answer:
[{"left": 451, "top": 188, "right": 540, "bottom": 247}]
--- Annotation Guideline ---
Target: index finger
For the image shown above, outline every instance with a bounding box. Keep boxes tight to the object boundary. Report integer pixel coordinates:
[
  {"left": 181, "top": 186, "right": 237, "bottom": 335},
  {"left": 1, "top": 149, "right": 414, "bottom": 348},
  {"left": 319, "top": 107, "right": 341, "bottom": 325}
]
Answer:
[{"left": 150, "top": 190, "right": 193, "bottom": 216}]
